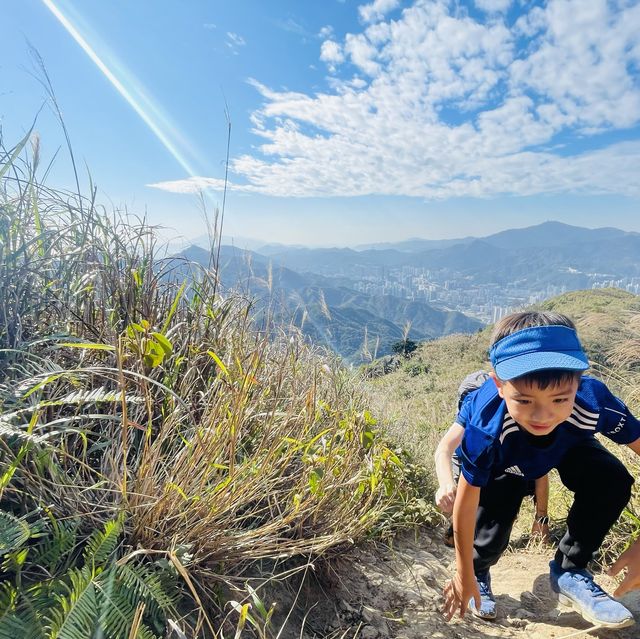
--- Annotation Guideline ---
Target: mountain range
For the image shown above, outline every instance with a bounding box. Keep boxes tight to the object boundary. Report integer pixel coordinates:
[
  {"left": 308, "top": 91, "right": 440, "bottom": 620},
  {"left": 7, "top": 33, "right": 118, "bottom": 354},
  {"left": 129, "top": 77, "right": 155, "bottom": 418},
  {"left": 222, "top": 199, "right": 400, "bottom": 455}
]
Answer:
[
  {"left": 174, "top": 245, "right": 482, "bottom": 361},
  {"left": 173, "top": 221, "right": 640, "bottom": 361}
]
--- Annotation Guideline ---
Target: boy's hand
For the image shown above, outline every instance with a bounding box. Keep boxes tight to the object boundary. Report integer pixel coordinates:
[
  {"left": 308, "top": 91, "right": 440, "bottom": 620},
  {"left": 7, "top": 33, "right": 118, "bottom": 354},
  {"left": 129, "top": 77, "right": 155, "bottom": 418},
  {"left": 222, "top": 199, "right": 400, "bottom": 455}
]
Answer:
[
  {"left": 530, "top": 518, "right": 550, "bottom": 543},
  {"left": 435, "top": 483, "right": 457, "bottom": 513},
  {"left": 608, "top": 538, "right": 640, "bottom": 596},
  {"left": 443, "top": 572, "right": 480, "bottom": 621}
]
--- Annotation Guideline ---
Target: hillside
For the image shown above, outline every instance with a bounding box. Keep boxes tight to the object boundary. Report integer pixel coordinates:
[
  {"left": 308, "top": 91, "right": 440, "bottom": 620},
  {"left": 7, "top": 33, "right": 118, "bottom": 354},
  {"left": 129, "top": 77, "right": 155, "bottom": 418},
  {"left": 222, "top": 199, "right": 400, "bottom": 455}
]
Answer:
[
  {"left": 173, "top": 244, "right": 483, "bottom": 361},
  {"left": 352, "top": 288, "right": 640, "bottom": 639}
]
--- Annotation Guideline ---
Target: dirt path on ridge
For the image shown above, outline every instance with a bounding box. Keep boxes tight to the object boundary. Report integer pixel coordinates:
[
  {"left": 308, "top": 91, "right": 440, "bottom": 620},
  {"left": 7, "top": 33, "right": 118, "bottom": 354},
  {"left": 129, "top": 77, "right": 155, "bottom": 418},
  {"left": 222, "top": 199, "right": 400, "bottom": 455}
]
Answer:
[{"left": 287, "top": 528, "right": 640, "bottom": 639}]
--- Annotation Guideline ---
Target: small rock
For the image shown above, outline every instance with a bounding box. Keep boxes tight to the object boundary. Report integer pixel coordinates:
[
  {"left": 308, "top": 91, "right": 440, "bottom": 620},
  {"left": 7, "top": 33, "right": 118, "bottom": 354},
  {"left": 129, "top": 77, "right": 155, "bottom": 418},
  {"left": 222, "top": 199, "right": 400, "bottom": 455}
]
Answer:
[
  {"left": 507, "top": 617, "right": 528, "bottom": 628},
  {"left": 514, "top": 607, "right": 536, "bottom": 620},
  {"left": 339, "top": 600, "right": 356, "bottom": 613},
  {"left": 360, "top": 625, "right": 381, "bottom": 639}
]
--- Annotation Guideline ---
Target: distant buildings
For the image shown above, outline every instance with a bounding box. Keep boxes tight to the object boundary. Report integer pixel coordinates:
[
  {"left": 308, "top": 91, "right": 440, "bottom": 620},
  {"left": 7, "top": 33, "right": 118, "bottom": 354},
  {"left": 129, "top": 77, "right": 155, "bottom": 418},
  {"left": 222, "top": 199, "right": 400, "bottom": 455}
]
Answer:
[{"left": 331, "top": 266, "right": 640, "bottom": 324}]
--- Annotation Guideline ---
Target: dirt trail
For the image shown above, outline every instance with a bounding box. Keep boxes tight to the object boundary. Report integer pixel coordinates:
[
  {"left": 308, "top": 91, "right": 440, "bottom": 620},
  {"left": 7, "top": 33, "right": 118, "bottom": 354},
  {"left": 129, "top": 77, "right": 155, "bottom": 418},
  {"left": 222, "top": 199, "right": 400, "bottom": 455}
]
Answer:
[{"left": 290, "top": 528, "right": 640, "bottom": 639}]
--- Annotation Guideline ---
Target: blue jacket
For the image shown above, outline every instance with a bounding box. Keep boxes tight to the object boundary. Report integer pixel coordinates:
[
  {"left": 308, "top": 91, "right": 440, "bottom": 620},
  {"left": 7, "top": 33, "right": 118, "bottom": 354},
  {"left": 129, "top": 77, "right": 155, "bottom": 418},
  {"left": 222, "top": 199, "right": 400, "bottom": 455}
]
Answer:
[{"left": 455, "top": 376, "right": 640, "bottom": 487}]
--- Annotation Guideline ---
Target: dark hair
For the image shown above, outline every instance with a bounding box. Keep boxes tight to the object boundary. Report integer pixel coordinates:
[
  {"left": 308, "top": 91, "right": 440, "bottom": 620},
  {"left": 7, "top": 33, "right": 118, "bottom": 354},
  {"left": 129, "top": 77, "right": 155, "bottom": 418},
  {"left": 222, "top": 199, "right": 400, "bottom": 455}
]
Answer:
[{"left": 490, "top": 311, "right": 583, "bottom": 389}]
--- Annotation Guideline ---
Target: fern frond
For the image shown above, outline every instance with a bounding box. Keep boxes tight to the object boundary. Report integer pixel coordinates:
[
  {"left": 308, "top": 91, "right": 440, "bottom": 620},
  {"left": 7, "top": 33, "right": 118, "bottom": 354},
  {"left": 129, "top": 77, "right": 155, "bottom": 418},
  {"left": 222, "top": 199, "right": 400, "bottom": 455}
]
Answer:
[
  {"left": 30, "top": 517, "right": 78, "bottom": 575},
  {"left": 95, "top": 567, "right": 160, "bottom": 639},
  {"left": 0, "top": 613, "right": 33, "bottom": 639},
  {"left": 47, "top": 567, "right": 98, "bottom": 639},
  {"left": 0, "top": 510, "right": 31, "bottom": 555},
  {"left": 82, "top": 515, "right": 123, "bottom": 569},
  {"left": 0, "top": 600, "right": 46, "bottom": 639},
  {"left": 0, "top": 583, "right": 17, "bottom": 618},
  {"left": 116, "top": 562, "right": 179, "bottom": 615}
]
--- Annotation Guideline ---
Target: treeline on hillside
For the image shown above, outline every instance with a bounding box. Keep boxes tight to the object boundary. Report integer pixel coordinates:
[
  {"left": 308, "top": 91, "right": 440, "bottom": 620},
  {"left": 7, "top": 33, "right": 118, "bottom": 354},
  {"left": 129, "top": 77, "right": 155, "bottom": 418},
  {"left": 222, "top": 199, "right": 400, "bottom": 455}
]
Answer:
[{"left": 0, "top": 133, "right": 430, "bottom": 637}]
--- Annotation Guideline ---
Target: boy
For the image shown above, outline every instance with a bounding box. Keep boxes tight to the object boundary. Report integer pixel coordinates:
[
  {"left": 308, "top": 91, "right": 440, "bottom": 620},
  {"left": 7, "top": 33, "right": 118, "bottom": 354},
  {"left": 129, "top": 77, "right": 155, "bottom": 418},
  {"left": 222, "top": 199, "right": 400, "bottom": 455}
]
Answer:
[
  {"left": 443, "top": 311, "right": 640, "bottom": 629},
  {"left": 435, "top": 370, "right": 550, "bottom": 545}
]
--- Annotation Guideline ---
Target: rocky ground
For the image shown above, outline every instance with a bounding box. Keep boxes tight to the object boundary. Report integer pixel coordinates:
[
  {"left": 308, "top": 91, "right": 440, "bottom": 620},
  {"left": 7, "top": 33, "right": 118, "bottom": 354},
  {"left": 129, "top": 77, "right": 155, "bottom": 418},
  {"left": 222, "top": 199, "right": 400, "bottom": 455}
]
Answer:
[{"left": 271, "top": 527, "right": 640, "bottom": 639}]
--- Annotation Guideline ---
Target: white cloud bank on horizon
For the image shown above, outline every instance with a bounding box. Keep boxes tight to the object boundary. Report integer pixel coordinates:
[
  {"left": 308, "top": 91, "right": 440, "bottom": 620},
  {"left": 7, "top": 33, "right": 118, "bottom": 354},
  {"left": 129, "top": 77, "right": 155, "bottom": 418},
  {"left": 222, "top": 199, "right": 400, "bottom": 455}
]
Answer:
[{"left": 151, "top": 0, "right": 640, "bottom": 200}]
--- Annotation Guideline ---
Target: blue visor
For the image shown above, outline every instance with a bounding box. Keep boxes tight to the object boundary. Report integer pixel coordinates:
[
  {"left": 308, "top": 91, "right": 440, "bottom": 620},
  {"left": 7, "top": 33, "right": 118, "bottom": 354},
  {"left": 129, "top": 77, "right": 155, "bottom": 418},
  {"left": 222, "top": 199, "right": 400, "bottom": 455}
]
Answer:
[{"left": 489, "top": 325, "right": 589, "bottom": 381}]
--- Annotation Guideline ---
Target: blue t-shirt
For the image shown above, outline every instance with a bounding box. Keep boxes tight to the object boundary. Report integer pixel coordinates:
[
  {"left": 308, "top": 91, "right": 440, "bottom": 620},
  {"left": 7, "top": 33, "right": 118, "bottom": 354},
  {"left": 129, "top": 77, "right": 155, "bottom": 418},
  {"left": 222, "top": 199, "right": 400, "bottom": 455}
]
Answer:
[{"left": 455, "top": 376, "right": 640, "bottom": 487}]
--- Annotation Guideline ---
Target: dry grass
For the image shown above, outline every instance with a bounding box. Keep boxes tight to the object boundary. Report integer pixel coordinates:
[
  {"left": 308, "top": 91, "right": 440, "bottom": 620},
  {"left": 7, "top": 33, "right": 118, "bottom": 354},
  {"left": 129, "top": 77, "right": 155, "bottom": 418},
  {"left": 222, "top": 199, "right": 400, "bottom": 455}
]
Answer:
[{"left": 0, "top": 134, "right": 424, "bottom": 636}]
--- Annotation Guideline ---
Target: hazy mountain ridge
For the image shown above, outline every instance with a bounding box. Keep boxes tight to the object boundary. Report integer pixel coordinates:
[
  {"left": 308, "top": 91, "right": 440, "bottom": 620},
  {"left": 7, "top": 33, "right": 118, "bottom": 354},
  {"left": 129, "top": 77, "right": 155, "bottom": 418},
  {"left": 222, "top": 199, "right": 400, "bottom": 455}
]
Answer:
[
  {"left": 171, "top": 222, "right": 640, "bottom": 361},
  {"left": 173, "top": 245, "right": 482, "bottom": 361},
  {"left": 247, "top": 222, "right": 640, "bottom": 323},
  {"left": 262, "top": 222, "right": 640, "bottom": 279}
]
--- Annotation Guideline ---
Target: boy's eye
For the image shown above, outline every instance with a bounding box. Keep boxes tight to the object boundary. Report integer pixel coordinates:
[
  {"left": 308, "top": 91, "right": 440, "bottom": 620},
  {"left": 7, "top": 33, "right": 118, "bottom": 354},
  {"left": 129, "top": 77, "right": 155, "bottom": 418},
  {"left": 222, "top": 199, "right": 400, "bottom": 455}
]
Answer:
[
  {"left": 553, "top": 398, "right": 569, "bottom": 404},
  {"left": 515, "top": 399, "right": 531, "bottom": 405}
]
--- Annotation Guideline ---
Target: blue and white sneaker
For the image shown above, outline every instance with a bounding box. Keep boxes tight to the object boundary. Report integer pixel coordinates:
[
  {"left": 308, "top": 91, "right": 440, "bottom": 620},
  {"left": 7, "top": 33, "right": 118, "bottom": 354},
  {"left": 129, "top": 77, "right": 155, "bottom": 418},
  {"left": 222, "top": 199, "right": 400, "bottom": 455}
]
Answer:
[
  {"left": 549, "top": 560, "right": 634, "bottom": 629},
  {"left": 469, "top": 570, "right": 497, "bottom": 620}
]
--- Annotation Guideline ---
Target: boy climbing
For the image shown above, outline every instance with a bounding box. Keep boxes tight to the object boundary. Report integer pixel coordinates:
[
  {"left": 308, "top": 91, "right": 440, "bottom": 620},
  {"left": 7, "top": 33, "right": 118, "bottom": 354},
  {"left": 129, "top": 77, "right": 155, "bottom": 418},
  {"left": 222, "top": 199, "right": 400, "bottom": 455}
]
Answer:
[{"left": 442, "top": 311, "right": 640, "bottom": 629}]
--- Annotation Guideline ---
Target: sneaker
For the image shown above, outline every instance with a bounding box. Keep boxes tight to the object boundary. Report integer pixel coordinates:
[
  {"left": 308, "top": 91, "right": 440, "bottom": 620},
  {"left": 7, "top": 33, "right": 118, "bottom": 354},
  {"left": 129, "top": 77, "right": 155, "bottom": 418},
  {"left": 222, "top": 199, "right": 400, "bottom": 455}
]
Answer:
[
  {"left": 469, "top": 570, "right": 497, "bottom": 620},
  {"left": 549, "top": 560, "right": 634, "bottom": 629}
]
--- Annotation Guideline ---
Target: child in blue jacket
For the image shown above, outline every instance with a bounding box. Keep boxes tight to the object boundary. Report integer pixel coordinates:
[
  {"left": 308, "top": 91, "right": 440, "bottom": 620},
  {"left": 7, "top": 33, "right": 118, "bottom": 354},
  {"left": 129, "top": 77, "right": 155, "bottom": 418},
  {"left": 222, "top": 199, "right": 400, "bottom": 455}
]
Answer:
[{"left": 443, "top": 310, "right": 640, "bottom": 629}]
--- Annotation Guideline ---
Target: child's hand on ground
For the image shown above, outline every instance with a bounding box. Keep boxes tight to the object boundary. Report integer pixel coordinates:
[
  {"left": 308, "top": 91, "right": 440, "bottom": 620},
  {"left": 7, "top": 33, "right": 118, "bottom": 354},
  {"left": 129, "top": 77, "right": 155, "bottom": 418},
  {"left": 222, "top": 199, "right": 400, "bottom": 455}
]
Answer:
[
  {"left": 530, "top": 518, "right": 550, "bottom": 543},
  {"left": 435, "top": 483, "right": 457, "bottom": 513},
  {"left": 442, "top": 571, "right": 480, "bottom": 621},
  {"left": 608, "top": 538, "right": 640, "bottom": 596}
]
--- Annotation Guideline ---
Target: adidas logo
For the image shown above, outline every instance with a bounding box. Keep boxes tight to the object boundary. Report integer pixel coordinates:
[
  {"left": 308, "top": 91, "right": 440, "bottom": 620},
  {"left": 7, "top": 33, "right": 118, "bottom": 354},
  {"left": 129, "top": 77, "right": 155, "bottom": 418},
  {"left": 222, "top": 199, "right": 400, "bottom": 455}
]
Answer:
[{"left": 504, "top": 465, "right": 524, "bottom": 476}]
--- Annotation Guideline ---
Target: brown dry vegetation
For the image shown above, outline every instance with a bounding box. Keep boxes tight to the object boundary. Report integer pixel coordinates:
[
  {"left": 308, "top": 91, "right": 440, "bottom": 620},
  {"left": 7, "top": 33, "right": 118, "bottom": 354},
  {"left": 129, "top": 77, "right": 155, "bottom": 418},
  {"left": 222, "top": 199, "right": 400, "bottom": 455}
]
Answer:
[{"left": 0, "top": 133, "right": 431, "bottom": 638}]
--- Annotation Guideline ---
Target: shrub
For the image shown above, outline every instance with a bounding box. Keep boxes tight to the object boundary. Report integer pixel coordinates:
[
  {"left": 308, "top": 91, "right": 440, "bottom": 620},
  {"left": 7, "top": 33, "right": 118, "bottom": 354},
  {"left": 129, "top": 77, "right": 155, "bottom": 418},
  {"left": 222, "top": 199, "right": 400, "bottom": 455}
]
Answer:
[{"left": 0, "top": 132, "right": 424, "bottom": 636}]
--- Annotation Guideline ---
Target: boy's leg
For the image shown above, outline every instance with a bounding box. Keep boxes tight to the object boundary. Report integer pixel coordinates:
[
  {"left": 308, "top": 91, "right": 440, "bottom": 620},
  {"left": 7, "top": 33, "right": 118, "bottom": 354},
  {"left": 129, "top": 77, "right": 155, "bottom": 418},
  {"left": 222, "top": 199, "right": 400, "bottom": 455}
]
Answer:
[
  {"left": 555, "top": 439, "right": 634, "bottom": 570},
  {"left": 474, "top": 474, "right": 529, "bottom": 573},
  {"left": 550, "top": 439, "right": 635, "bottom": 629},
  {"left": 468, "top": 474, "right": 528, "bottom": 620}
]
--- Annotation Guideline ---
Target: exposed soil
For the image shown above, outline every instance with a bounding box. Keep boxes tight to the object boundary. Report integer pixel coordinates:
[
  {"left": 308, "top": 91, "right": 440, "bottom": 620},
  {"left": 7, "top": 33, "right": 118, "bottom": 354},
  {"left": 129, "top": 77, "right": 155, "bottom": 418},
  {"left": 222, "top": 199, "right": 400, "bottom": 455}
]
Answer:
[{"left": 273, "top": 527, "right": 640, "bottom": 639}]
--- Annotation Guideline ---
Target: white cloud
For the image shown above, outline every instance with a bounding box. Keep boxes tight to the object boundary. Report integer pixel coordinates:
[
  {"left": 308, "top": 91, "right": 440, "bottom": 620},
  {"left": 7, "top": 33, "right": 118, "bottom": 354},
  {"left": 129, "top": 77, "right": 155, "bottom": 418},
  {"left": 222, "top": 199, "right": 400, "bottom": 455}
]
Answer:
[
  {"left": 319, "top": 25, "right": 334, "bottom": 39},
  {"left": 225, "top": 31, "right": 246, "bottom": 53},
  {"left": 176, "top": 1, "right": 640, "bottom": 201},
  {"left": 475, "top": 0, "right": 512, "bottom": 13},
  {"left": 344, "top": 33, "right": 381, "bottom": 76},
  {"left": 320, "top": 40, "right": 345, "bottom": 70},
  {"left": 148, "top": 176, "right": 258, "bottom": 194},
  {"left": 359, "top": 0, "right": 401, "bottom": 24}
]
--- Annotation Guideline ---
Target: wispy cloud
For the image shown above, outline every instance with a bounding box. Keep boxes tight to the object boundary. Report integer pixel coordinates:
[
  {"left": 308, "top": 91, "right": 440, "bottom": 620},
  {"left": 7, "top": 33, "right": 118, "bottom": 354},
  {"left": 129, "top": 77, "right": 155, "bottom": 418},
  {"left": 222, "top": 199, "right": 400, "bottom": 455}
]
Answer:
[
  {"left": 475, "top": 0, "right": 512, "bottom": 13},
  {"left": 225, "top": 31, "right": 246, "bottom": 54},
  {"left": 359, "top": 0, "right": 401, "bottom": 24},
  {"left": 274, "top": 17, "right": 313, "bottom": 38},
  {"left": 152, "top": 0, "right": 640, "bottom": 201}
]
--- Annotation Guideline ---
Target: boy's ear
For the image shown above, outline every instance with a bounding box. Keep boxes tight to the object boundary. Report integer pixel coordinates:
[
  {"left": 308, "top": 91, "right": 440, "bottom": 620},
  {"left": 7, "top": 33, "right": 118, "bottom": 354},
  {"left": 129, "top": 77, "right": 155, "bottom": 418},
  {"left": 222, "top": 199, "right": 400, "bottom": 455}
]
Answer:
[{"left": 490, "top": 371, "right": 505, "bottom": 398}]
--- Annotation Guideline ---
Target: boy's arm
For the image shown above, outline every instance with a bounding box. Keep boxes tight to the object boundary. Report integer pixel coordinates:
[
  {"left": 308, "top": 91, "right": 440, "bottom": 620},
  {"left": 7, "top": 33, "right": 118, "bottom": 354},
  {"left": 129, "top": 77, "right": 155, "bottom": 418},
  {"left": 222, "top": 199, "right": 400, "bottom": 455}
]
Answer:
[
  {"left": 608, "top": 437, "right": 640, "bottom": 595},
  {"left": 531, "top": 475, "right": 550, "bottom": 540},
  {"left": 443, "top": 474, "right": 481, "bottom": 620},
  {"left": 434, "top": 423, "right": 465, "bottom": 513}
]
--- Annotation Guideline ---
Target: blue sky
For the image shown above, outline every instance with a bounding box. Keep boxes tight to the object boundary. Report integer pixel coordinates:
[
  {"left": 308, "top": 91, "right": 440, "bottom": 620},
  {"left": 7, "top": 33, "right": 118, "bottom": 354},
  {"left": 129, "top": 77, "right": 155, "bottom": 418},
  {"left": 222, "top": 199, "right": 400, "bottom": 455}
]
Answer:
[{"left": 3, "top": 0, "right": 640, "bottom": 247}]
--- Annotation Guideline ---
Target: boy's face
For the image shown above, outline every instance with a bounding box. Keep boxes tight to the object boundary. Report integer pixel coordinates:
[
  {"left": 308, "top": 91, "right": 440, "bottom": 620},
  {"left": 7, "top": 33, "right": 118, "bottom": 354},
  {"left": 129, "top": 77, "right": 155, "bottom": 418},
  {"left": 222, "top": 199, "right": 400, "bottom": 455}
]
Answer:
[{"left": 492, "top": 374, "right": 580, "bottom": 436}]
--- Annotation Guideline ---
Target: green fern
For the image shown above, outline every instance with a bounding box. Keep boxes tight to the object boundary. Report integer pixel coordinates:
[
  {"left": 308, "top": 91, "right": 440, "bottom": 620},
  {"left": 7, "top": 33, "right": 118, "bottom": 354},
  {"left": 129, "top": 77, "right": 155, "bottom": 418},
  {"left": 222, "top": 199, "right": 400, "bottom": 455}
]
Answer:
[
  {"left": 96, "top": 570, "right": 159, "bottom": 639},
  {"left": 116, "top": 562, "right": 179, "bottom": 616},
  {"left": 46, "top": 567, "right": 98, "bottom": 639},
  {"left": 0, "top": 583, "right": 17, "bottom": 619},
  {"left": 0, "top": 510, "right": 31, "bottom": 555},
  {"left": 0, "top": 612, "right": 36, "bottom": 639},
  {"left": 0, "top": 511, "right": 179, "bottom": 637},
  {"left": 31, "top": 526, "right": 78, "bottom": 576},
  {"left": 82, "top": 515, "right": 123, "bottom": 568}
]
